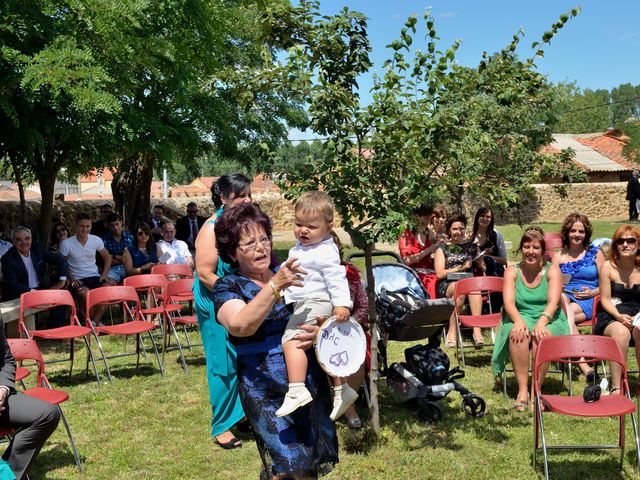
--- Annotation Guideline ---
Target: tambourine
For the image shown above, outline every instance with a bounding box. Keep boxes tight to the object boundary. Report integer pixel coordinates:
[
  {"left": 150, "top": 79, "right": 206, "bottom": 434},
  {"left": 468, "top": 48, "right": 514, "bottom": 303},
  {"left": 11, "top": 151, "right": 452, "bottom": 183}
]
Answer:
[{"left": 315, "top": 317, "right": 366, "bottom": 377}]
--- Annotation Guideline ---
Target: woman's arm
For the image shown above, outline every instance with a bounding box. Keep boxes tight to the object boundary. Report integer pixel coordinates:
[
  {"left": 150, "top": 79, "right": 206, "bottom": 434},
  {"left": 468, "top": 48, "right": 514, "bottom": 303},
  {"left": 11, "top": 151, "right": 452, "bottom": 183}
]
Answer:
[
  {"left": 195, "top": 218, "right": 219, "bottom": 290},
  {"left": 502, "top": 266, "right": 529, "bottom": 343},
  {"left": 122, "top": 248, "right": 136, "bottom": 275},
  {"left": 399, "top": 230, "right": 436, "bottom": 266},
  {"left": 217, "top": 258, "right": 305, "bottom": 337}
]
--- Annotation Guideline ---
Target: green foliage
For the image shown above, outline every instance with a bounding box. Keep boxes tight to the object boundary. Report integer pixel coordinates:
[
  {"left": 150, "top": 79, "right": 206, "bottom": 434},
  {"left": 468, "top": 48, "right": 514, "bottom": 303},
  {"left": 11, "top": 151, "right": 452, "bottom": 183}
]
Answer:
[
  {"left": 622, "top": 120, "right": 640, "bottom": 166},
  {"left": 260, "top": 4, "right": 583, "bottom": 245},
  {"left": 552, "top": 83, "right": 612, "bottom": 133},
  {"left": 611, "top": 82, "right": 640, "bottom": 126}
]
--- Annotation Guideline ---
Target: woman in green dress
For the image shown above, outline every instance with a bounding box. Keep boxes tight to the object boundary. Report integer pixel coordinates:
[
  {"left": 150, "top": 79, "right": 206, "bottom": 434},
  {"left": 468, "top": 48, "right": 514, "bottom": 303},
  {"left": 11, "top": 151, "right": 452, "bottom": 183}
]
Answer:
[
  {"left": 491, "top": 226, "right": 570, "bottom": 411},
  {"left": 194, "top": 173, "right": 252, "bottom": 448}
]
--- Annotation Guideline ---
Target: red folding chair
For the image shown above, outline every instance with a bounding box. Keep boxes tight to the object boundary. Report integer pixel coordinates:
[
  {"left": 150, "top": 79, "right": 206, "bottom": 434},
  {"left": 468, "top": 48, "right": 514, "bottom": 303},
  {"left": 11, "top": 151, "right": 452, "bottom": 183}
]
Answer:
[
  {"left": 8, "top": 338, "right": 83, "bottom": 472},
  {"left": 123, "top": 274, "right": 182, "bottom": 323},
  {"left": 163, "top": 278, "right": 200, "bottom": 373},
  {"left": 543, "top": 234, "right": 563, "bottom": 263},
  {"left": 85, "top": 286, "right": 164, "bottom": 382},
  {"left": 19, "top": 290, "right": 102, "bottom": 384},
  {"left": 151, "top": 264, "right": 193, "bottom": 279},
  {"left": 452, "top": 276, "right": 503, "bottom": 366},
  {"left": 533, "top": 335, "right": 640, "bottom": 479}
]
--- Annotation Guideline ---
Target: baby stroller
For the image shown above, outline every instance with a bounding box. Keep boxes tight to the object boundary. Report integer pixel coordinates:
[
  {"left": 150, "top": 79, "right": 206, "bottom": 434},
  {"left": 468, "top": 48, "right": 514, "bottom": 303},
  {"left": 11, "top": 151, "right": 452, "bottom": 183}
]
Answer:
[{"left": 352, "top": 250, "right": 486, "bottom": 423}]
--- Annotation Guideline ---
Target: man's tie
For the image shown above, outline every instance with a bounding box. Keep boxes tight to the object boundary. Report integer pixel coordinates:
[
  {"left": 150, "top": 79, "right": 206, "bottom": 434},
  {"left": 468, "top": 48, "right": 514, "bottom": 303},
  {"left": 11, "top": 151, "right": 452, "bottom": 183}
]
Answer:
[{"left": 191, "top": 220, "right": 198, "bottom": 243}]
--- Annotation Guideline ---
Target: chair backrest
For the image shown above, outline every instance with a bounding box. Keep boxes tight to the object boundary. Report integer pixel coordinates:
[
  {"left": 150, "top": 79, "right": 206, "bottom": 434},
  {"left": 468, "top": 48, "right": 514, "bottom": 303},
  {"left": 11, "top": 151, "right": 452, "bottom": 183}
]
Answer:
[
  {"left": 543, "top": 235, "right": 564, "bottom": 262},
  {"left": 453, "top": 276, "right": 503, "bottom": 299},
  {"left": 151, "top": 264, "right": 193, "bottom": 279},
  {"left": 123, "top": 274, "right": 168, "bottom": 291},
  {"left": 7, "top": 338, "right": 46, "bottom": 387},
  {"left": 85, "top": 286, "right": 143, "bottom": 325},
  {"left": 19, "top": 289, "right": 78, "bottom": 334},
  {"left": 164, "top": 278, "right": 195, "bottom": 303},
  {"left": 534, "top": 335, "right": 627, "bottom": 389}
]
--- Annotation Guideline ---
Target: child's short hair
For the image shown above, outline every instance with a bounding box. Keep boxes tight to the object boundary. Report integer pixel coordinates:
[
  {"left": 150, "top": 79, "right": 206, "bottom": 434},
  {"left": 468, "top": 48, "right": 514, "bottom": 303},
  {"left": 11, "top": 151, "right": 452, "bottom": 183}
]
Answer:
[{"left": 295, "top": 191, "right": 335, "bottom": 224}]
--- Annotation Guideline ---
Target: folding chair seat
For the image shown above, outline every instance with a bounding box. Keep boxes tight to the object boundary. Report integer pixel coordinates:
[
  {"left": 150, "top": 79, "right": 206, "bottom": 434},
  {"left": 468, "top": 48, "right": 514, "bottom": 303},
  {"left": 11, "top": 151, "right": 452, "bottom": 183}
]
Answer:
[
  {"left": 86, "top": 286, "right": 164, "bottom": 382},
  {"left": 452, "top": 276, "right": 503, "bottom": 366},
  {"left": 163, "top": 278, "right": 200, "bottom": 373},
  {"left": 19, "top": 290, "right": 102, "bottom": 384},
  {"left": 151, "top": 264, "right": 193, "bottom": 279},
  {"left": 7, "top": 338, "right": 83, "bottom": 472},
  {"left": 533, "top": 335, "right": 640, "bottom": 480}
]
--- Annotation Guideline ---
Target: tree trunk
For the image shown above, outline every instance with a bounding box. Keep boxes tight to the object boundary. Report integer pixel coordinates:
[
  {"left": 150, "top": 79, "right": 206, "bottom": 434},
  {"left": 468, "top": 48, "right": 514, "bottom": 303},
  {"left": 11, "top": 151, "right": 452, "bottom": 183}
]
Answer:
[
  {"left": 8, "top": 152, "right": 27, "bottom": 226},
  {"left": 37, "top": 150, "right": 57, "bottom": 247},
  {"left": 112, "top": 153, "right": 155, "bottom": 233},
  {"left": 364, "top": 242, "right": 380, "bottom": 435}
]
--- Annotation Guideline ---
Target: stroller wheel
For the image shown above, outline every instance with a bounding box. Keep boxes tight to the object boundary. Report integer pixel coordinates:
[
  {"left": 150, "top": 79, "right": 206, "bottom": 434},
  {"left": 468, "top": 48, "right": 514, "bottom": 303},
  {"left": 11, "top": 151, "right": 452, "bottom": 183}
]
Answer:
[
  {"left": 461, "top": 394, "right": 486, "bottom": 418},
  {"left": 418, "top": 401, "right": 442, "bottom": 423}
]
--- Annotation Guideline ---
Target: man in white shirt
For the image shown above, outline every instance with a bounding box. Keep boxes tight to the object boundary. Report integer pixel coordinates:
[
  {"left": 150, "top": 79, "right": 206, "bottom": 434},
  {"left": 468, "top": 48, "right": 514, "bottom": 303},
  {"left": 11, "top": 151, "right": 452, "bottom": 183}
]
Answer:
[
  {"left": 60, "top": 213, "right": 112, "bottom": 325},
  {"left": 157, "top": 221, "right": 193, "bottom": 267}
]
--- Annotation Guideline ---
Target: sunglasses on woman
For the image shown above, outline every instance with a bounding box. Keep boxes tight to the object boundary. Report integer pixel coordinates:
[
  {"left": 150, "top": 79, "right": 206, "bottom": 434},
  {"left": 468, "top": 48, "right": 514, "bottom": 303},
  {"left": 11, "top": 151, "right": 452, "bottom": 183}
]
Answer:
[
  {"left": 615, "top": 237, "right": 638, "bottom": 246},
  {"left": 137, "top": 231, "right": 150, "bottom": 237}
]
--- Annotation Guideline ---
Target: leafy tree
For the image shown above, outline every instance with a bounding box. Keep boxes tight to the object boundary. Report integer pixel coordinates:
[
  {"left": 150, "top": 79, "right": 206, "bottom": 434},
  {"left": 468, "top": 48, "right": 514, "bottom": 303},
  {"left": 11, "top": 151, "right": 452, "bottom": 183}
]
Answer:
[
  {"left": 622, "top": 120, "right": 640, "bottom": 166},
  {"left": 553, "top": 83, "right": 612, "bottom": 133},
  {"left": 0, "top": 0, "right": 121, "bottom": 241},
  {"left": 272, "top": 140, "right": 329, "bottom": 177},
  {"left": 260, "top": 1, "right": 581, "bottom": 433},
  {"left": 611, "top": 83, "right": 640, "bottom": 127}
]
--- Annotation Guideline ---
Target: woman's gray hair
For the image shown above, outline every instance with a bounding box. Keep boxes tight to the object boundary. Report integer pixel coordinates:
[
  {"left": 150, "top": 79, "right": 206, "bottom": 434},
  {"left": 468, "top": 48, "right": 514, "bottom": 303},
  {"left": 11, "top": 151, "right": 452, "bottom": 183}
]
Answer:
[{"left": 11, "top": 226, "right": 31, "bottom": 241}]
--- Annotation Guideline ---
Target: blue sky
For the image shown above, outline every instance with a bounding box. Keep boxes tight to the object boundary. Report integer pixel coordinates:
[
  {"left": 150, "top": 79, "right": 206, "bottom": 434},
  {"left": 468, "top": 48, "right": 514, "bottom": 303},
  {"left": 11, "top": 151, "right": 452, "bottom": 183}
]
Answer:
[{"left": 289, "top": 1, "right": 640, "bottom": 140}]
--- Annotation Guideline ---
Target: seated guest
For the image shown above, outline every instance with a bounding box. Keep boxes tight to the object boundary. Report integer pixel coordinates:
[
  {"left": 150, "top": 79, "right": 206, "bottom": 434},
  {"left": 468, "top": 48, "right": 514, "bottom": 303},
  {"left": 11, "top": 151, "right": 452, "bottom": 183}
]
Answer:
[
  {"left": 176, "top": 202, "right": 206, "bottom": 251},
  {"left": 157, "top": 221, "right": 193, "bottom": 267},
  {"left": 552, "top": 213, "right": 605, "bottom": 381},
  {"left": 102, "top": 213, "right": 134, "bottom": 284},
  {"left": 148, "top": 204, "right": 165, "bottom": 243},
  {"left": 1, "top": 226, "right": 67, "bottom": 301},
  {"left": 594, "top": 225, "right": 640, "bottom": 395},
  {"left": 0, "top": 223, "right": 12, "bottom": 258},
  {"left": 0, "top": 318, "right": 60, "bottom": 479},
  {"left": 398, "top": 203, "right": 440, "bottom": 299},
  {"left": 91, "top": 203, "right": 112, "bottom": 239},
  {"left": 434, "top": 213, "right": 485, "bottom": 346},
  {"left": 49, "top": 222, "right": 69, "bottom": 254},
  {"left": 122, "top": 222, "right": 158, "bottom": 276},
  {"left": 212, "top": 203, "right": 338, "bottom": 478},
  {"left": 60, "top": 213, "right": 112, "bottom": 326},
  {"left": 472, "top": 207, "right": 507, "bottom": 277},
  {"left": 428, "top": 204, "right": 447, "bottom": 244},
  {"left": 492, "top": 227, "right": 569, "bottom": 410}
]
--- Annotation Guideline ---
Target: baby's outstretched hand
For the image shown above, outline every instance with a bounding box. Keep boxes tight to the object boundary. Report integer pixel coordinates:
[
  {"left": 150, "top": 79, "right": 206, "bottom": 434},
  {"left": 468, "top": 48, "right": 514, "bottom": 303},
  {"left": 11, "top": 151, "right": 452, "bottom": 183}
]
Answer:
[{"left": 333, "top": 307, "right": 350, "bottom": 322}]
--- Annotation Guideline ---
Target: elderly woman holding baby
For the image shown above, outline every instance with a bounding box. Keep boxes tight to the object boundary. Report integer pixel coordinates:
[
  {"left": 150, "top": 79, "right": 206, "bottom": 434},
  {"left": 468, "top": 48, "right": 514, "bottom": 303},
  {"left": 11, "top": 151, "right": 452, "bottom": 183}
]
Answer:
[{"left": 212, "top": 203, "right": 338, "bottom": 479}]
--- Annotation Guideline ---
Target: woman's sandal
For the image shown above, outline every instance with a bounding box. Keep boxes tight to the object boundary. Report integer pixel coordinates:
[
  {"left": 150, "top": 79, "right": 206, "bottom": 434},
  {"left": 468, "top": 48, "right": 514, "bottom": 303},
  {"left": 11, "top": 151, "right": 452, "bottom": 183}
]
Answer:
[
  {"left": 513, "top": 398, "right": 528, "bottom": 412},
  {"left": 215, "top": 434, "right": 242, "bottom": 450}
]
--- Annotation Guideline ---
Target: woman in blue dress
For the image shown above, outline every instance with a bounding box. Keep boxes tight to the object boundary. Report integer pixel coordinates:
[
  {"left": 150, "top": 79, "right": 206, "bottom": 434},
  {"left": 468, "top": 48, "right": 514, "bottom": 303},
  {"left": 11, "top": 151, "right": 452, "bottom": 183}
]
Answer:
[
  {"left": 193, "top": 173, "right": 252, "bottom": 449},
  {"left": 213, "top": 203, "right": 338, "bottom": 479},
  {"left": 551, "top": 213, "right": 605, "bottom": 380},
  {"left": 122, "top": 222, "right": 159, "bottom": 275}
]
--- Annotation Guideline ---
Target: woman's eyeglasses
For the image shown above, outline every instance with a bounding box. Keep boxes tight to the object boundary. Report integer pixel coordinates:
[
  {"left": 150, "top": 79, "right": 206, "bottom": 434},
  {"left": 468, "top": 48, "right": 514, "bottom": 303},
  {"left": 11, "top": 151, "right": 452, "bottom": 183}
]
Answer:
[
  {"left": 238, "top": 236, "right": 271, "bottom": 253},
  {"left": 137, "top": 231, "right": 150, "bottom": 237},
  {"left": 615, "top": 237, "right": 638, "bottom": 246}
]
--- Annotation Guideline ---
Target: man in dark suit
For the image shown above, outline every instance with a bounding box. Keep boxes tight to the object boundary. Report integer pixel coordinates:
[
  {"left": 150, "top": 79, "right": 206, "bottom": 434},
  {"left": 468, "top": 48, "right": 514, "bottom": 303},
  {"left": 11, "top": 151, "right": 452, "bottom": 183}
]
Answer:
[
  {"left": 175, "top": 202, "right": 206, "bottom": 251},
  {"left": 0, "top": 321, "right": 60, "bottom": 479},
  {"left": 148, "top": 204, "right": 166, "bottom": 243},
  {"left": 1, "top": 226, "right": 68, "bottom": 301},
  {"left": 627, "top": 169, "right": 640, "bottom": 221}
]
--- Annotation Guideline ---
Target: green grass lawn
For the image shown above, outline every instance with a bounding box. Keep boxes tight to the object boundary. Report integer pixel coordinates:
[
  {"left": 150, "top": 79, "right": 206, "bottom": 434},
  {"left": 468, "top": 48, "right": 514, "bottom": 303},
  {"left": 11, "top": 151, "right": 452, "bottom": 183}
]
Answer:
[{"left": 23, "top": 220, "right": 640, "bottom": 479}]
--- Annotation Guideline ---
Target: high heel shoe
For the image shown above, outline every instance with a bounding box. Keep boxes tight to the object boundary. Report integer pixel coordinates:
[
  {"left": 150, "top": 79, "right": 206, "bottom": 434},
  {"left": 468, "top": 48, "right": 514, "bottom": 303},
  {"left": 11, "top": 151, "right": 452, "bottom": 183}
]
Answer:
[{"left": 215, "top": 433, "right": 242, "bottom": 450}]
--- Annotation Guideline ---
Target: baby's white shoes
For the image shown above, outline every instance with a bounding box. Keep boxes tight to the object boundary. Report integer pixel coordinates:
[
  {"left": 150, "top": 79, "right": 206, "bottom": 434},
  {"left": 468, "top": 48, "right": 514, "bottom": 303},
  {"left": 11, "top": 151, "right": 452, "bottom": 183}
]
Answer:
[
  {"left": 276, "top": 382, "right": 313, "bottom": 417},
  {"left": 330, "top": 384, "right": 358, "bottom": 421}
]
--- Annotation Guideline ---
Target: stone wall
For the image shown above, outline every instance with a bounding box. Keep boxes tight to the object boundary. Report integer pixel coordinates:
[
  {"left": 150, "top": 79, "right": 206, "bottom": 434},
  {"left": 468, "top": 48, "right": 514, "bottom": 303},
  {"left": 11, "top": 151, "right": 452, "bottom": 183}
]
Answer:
[
  {"left": 491, "top": 182, "right": 628, "bottom": 224},
  {"left": 0, "top": 182, "right": 628, "bottom": 240}
]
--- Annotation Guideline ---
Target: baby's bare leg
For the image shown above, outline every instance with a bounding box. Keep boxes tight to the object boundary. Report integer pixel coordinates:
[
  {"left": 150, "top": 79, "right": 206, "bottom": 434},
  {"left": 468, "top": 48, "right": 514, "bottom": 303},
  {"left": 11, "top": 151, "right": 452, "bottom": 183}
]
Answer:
[{"left": 283, "top": 339, "right": 309, "bottom": 383}]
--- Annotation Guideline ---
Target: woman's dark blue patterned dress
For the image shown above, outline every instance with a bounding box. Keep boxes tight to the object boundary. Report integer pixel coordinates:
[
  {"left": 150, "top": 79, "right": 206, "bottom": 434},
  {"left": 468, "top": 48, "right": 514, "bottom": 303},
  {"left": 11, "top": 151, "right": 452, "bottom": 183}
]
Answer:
[{"left": 213, "top": 268, "right": 338, "bottom": 479}]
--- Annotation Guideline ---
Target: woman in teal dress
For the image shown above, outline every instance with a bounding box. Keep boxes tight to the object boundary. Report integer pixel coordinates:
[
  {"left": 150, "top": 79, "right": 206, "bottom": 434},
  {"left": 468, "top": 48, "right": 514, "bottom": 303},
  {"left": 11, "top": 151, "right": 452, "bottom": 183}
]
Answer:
[
  {"left": 193, "top": 173, "right": 252, "bottom": 448},
  {"left": 492, "top": 226, "right": 570, "bottom": 411}
]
